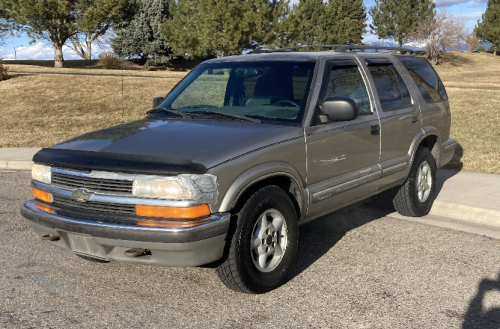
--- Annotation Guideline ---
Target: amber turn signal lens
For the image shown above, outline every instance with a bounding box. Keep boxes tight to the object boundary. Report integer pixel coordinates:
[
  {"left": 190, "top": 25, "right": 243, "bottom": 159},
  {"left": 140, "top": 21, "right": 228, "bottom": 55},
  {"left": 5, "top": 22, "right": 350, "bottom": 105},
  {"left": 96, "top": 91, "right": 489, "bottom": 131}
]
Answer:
[
  {"left": 135, "top": 204, "right": 210, "bottom": 219},
  {"left": 35, "top": 202, "right": 55, "bottom": 214},
  {"left": 32, "top": 187, "right": 53, "bottom": 203}
]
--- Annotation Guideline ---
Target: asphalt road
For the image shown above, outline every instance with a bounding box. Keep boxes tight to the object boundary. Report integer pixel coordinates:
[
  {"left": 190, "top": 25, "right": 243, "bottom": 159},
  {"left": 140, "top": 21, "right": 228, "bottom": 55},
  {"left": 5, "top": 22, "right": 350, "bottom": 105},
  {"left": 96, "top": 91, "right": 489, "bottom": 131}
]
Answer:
[{"left": 1, "top": 170, "right": 499, "bottom": 329}]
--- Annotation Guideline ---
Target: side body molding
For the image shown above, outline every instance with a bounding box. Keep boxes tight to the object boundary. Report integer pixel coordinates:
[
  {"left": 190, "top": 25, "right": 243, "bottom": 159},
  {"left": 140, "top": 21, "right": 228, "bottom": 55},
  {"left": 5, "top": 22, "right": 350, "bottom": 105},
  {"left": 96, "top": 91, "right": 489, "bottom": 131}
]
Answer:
[{"left": 217, "top": 162, "right": 307, "bottom": 216}]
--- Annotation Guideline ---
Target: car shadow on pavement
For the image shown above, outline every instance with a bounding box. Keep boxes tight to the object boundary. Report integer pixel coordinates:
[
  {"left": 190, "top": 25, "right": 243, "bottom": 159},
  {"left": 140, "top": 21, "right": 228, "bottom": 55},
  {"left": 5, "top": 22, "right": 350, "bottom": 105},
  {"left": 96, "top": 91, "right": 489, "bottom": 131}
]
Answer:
[
  {"left": 289, "top": 203, "right": 393, "bottom": 281},
  {"left": 462, "top": 270, "right": 500, "bottom": 329}
]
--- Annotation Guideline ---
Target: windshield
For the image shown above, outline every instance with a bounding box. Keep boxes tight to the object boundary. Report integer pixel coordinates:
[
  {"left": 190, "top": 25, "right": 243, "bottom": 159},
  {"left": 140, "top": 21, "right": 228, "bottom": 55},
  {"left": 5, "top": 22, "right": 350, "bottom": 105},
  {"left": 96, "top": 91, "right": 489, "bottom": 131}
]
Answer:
[{"left": 157, "top": 60, "right": 316, "bottom": 125}]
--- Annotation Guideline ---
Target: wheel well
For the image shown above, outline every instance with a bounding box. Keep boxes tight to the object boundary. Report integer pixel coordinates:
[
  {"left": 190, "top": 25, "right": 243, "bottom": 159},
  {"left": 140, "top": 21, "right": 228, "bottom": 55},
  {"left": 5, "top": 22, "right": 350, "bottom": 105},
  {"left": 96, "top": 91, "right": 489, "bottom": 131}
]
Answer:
[
  {"left": 419, "top": 135, "right": 439, "bottom": 164},
  {"left": 231, "top": 176, "right": 303, "bottom": 220}
]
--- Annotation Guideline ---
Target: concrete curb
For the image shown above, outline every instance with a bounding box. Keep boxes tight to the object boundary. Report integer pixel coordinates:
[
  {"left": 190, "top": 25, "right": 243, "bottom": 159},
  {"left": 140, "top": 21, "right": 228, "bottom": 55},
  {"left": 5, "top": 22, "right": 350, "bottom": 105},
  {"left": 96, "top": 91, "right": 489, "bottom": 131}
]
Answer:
[
  {"left": 429, "top": 200, "right": 500, "bottom": 230},
  {"left": 0, "top": 160, "right": 33, "bottom": 170}
]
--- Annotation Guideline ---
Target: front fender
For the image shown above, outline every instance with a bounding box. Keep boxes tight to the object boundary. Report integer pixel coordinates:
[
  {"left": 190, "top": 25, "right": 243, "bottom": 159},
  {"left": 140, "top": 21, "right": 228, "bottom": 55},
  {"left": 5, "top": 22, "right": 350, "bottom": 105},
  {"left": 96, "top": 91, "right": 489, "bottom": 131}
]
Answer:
[{"left": 217, "top": 162, "right": 306, "bottom": 214}]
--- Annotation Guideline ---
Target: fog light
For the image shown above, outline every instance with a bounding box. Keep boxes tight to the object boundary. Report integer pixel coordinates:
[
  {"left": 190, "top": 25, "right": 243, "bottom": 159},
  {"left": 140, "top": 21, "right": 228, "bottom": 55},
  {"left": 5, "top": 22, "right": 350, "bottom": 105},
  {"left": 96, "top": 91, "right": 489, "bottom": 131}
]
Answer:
[
  {"left": 35, "top": 202, "right": 55, "bottom": 214},
  {"left": 137, "top": 219, "right": 210, "bottom": 228}
]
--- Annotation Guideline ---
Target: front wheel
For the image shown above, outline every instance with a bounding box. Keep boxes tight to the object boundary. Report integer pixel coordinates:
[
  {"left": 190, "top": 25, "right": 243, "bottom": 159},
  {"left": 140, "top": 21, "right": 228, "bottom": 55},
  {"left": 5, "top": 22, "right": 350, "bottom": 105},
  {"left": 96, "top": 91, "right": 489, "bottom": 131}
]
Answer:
[
  {"left": 393, "top": 147, "right": 437, "bottom": 217},
  {"left": 216, "top": 186, "right": 298, "bottom": 294}
]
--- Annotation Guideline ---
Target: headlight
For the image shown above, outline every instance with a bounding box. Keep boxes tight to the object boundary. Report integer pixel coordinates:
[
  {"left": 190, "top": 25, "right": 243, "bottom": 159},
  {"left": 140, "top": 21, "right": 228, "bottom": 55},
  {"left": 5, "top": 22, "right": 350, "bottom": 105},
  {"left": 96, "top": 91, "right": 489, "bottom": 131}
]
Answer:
[
  {"left": 32, "top": 164, "right": 51, "bottom": 184},
  {"left": 133, "top": 179, "right": 193, "bottom": 200},
  {"left": 132, "top": 174, "right": 218, "bottom": 203}
]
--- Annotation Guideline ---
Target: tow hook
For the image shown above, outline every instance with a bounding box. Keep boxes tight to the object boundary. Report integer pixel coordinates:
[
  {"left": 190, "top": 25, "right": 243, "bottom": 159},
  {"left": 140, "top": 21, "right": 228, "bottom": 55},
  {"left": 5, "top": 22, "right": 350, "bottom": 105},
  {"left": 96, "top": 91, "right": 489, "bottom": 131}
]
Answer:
[
  {"left": 42, "top": 234, "right": 60, "bottom": 241},
  {"left": 124, "top": 248, "right": 149, "bottom": 257}
]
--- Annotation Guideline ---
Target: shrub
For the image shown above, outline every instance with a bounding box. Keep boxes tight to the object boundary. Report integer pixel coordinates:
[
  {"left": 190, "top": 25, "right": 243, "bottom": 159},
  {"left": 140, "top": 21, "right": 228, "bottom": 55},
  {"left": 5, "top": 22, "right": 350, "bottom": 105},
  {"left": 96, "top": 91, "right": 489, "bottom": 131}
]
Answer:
[
  {"left": 465, "top": 35, "right": 480, "bottom": 53},
  {"left": 0, "top": 58, "right": 8, "bottom": 81},
  {"left": 476, "top": 45, "right": 486, "bottom": 52},
  {"left": 144, "top": 55, "right": 173, "bottom": 69},
  {"left": 98, "top": 52, "right": 121, "bottom": 69}
]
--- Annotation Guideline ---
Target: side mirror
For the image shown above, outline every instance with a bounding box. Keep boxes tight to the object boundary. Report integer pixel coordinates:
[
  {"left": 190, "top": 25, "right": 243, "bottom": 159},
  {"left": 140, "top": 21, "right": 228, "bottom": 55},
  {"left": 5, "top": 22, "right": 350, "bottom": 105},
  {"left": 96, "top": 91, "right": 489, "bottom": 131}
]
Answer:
[
  {"left": 318, "top": 97, "right": 358, "bottom": 123},
  {"left": 152, "top": 96, "right": 164, "bottom": 109}
]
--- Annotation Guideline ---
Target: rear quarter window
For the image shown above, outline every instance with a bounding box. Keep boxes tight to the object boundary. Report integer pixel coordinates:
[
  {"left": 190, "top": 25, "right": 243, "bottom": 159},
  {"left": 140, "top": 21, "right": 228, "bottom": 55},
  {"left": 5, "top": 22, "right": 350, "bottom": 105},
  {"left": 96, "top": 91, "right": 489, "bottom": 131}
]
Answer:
[{"left": 396, "top": 56, "right": 448, "bottom": 103}]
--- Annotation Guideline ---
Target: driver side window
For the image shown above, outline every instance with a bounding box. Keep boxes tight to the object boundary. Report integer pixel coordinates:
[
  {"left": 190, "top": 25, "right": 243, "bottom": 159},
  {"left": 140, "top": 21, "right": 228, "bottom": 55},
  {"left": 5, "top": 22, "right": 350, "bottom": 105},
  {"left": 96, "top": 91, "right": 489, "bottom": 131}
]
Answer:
[{"left": 322, "top": 65, "right": 371, "bottom": 115}]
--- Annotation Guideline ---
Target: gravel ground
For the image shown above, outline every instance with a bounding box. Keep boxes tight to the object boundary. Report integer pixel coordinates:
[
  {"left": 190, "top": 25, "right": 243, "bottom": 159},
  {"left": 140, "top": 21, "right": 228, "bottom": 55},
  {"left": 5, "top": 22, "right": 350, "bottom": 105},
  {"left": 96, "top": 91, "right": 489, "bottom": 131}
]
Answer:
[{"left": 1, "top": 171, "right": 499, "bottom": 329}]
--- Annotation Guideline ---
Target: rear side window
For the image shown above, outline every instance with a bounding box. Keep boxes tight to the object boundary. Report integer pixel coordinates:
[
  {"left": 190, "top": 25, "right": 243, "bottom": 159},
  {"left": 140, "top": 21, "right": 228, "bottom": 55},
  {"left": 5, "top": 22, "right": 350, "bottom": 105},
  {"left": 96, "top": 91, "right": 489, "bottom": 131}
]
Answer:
[
  {"left": 367, "top": 62, "right": 412, "bottom": 111},
  {"left": 396, "top": 56, "right": 448, "bottom": 103}
]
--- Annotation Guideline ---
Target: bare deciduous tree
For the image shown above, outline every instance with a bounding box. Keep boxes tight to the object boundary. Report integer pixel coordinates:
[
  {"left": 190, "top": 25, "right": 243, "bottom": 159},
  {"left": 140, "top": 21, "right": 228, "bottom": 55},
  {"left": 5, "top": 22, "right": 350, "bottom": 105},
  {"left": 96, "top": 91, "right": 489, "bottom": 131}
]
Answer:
[
  {"left": 465, "top": 34, "right": 480, "bottom": 53},
  {"left": 67, "top": 32, "right": 112, "bottom": 60},
  {"left": 411, "top": 9, "right": 468, "bottom": 65}
]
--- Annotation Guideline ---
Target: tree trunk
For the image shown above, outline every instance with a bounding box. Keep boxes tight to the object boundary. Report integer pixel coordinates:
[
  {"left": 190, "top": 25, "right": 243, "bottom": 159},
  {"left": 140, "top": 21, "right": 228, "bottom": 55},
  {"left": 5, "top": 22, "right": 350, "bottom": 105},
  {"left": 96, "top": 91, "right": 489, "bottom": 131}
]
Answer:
[
  {"left": 54, "top": 44, "right": 64, "bottom": 68},
  {"left": 494, "top": 46, "right": 497, "bottom": 56},
  {"left": 85, "top": 38, "right": 92, "bottom": 60}
]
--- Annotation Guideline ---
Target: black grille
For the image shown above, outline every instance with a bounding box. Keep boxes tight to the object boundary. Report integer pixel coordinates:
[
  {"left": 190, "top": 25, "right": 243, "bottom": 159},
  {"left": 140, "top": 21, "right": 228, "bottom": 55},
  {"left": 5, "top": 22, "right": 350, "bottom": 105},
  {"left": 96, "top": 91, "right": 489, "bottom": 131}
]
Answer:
[
  {"left": 52, "top": 196, "right": 135, "bottom": 215},
  {"left": 52, "top": 172, "right": 133, "bottom": 195}
]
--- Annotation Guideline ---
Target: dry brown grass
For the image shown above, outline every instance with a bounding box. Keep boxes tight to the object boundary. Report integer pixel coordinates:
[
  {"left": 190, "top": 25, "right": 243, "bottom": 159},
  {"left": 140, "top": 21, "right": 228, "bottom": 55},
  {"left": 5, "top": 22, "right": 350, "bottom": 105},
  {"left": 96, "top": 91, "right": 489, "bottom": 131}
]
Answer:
[
  {"left": 435, "top": 51, "right": 500, "bottom": 174},
  {"left": 1, "top": 51, "right": 499, "bottom": 174},
  {"left": 0, "top": 73, "right": 182, "bottom": 147},
  {"left": 5, "top": 64, "right": 189, "bottom": 78}
]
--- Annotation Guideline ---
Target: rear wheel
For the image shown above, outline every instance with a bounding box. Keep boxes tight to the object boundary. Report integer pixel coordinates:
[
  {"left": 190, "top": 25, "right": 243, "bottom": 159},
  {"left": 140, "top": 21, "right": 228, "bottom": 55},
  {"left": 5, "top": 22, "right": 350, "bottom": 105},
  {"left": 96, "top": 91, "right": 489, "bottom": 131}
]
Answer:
[
  {"left": 216, "top": 186, "right": 298, "bottom": 294},
  {"left": 393, "top": 147, "right": 437, "bottom": 217}
]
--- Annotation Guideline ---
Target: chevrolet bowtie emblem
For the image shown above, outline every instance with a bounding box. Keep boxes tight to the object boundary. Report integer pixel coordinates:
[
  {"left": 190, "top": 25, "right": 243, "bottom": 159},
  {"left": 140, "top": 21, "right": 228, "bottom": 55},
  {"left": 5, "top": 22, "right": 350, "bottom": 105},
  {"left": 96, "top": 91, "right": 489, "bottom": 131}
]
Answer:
[{"left": 71, "top": 189, "right": 92, "bottom": 202}]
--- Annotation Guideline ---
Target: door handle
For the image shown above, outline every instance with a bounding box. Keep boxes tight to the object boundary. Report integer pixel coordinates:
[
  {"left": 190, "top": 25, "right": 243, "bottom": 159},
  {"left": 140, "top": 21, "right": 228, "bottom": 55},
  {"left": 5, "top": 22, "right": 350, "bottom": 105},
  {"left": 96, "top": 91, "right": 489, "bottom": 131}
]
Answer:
[{"left": 371, "top": 124, "right": 380, "bottom": 135}]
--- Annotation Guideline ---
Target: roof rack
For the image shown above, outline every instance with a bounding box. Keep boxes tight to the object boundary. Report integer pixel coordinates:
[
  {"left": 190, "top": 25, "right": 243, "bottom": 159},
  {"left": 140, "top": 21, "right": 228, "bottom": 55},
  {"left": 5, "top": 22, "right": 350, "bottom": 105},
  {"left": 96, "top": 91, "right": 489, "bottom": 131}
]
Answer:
[
  {"left": 249, "top": 44, "right": 415, "bottom": 55},
  {"left": 336, "top": 45, "right": 415, "bottom": 54},
  {"left": 250, "top": 45, "right": 344, "bottom": 54}
]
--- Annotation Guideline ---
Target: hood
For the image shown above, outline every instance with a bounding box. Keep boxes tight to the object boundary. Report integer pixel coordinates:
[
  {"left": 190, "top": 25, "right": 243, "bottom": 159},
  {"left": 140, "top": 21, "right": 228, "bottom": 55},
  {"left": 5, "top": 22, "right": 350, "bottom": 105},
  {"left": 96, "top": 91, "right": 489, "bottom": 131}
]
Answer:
[{"left": 51, "top": 118, "right": 302, "bottom": 169}]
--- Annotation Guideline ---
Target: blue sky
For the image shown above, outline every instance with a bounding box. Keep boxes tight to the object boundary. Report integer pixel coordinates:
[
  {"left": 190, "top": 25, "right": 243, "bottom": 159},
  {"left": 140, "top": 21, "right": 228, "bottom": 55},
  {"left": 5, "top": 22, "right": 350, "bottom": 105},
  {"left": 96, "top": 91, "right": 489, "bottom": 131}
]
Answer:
[{"left": 0, "top": 0, "right": 488, "bottom": 60}]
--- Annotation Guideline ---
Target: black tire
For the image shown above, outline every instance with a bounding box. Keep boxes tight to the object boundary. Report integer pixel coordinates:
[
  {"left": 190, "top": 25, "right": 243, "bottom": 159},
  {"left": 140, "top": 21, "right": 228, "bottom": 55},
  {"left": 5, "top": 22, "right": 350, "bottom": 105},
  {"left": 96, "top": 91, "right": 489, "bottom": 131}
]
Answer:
[
  {"left": 393, "top": 147, "right": 437, "bottom": 217},
  {"left": 216, "top": 186, "right": 299, "bottom": 294}
]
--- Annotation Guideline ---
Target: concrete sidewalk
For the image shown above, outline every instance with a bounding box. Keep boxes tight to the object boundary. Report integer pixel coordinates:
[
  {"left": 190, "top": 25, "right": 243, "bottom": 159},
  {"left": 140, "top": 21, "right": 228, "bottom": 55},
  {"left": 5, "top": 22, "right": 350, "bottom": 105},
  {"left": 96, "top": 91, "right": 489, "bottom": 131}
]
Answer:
[
  {"left": 431, "top": 169, "right": 500, "bottom": 228},
  {"left": 0, "top": 147, "right": 40, "bottom": 170},
  {"left": 1, "top": 148, "right": 499, "bottom": 229}
]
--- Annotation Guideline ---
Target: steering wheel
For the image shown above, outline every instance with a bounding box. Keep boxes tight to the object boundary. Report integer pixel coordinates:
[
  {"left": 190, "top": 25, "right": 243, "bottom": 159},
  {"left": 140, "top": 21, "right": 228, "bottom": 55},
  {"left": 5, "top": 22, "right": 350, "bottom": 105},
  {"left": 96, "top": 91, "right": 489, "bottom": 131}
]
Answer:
[{"left": 271, "top": 98, "right": 300, "bottom": 108}]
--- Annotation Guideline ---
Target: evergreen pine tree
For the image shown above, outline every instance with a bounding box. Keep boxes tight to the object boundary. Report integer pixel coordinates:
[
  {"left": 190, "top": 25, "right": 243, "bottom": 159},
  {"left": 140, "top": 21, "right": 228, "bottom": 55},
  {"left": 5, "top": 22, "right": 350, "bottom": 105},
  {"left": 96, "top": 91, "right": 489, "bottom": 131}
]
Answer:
[
  {"left": 474, "top": 0, "right": 500, "bottom": 55},
  {"left": 369, "top": 0, "right": 435, "bottom": 47},
  {"left": 163, "top": 0, "right": 288, "bottom": 58},
  {"left": 1, "top": 0, "right": 78, "bottom": 67},
  {"left": 1, "top": 0, "right": 132, "bottom": 67},
  {"left": 111, "top": 0, "right": 172, "bottom": 61},
  {"left": 284, "top": 0, "right": 366, "bottom": 46},
  {"left": 337, "top": 0, "right": 367, "bottom": 44}
]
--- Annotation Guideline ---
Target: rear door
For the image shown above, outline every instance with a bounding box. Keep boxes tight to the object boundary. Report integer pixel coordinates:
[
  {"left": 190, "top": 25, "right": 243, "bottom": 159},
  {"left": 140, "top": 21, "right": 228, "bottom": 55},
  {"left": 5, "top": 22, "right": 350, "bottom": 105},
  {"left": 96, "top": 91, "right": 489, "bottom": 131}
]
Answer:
[
  {"left": 305, "top": 58, "right": 381, "bottom": 218},
  {"left": 360, "top": 56, "right": 421, "bottom": 188}
]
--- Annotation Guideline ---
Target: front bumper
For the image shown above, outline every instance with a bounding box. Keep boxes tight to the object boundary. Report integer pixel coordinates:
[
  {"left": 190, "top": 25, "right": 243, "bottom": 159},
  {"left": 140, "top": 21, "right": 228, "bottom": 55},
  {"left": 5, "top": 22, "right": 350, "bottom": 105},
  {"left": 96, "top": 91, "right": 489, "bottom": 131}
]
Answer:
[{"left": 20, "top": 200, "right": 231, "bottom": 267}]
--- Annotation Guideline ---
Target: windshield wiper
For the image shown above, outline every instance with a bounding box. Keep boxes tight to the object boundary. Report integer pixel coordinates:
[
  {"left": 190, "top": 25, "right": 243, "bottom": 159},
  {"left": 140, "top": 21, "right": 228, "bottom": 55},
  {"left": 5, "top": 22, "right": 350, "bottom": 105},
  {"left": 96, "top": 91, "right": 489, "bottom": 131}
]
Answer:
[
  {"left": 147, "top": 108, "right": 191, "bottom": 119},
  {"left": 190, "top": 110, "right": 262, "bottom": 123}
]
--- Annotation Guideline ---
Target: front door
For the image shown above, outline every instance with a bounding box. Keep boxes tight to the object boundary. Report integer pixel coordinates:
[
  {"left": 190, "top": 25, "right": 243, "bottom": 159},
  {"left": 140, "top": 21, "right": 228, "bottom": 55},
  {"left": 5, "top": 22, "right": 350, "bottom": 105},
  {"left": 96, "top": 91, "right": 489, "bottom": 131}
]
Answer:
[{"left": 305, "top": 59, "right": 381, "bottom": 218}]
